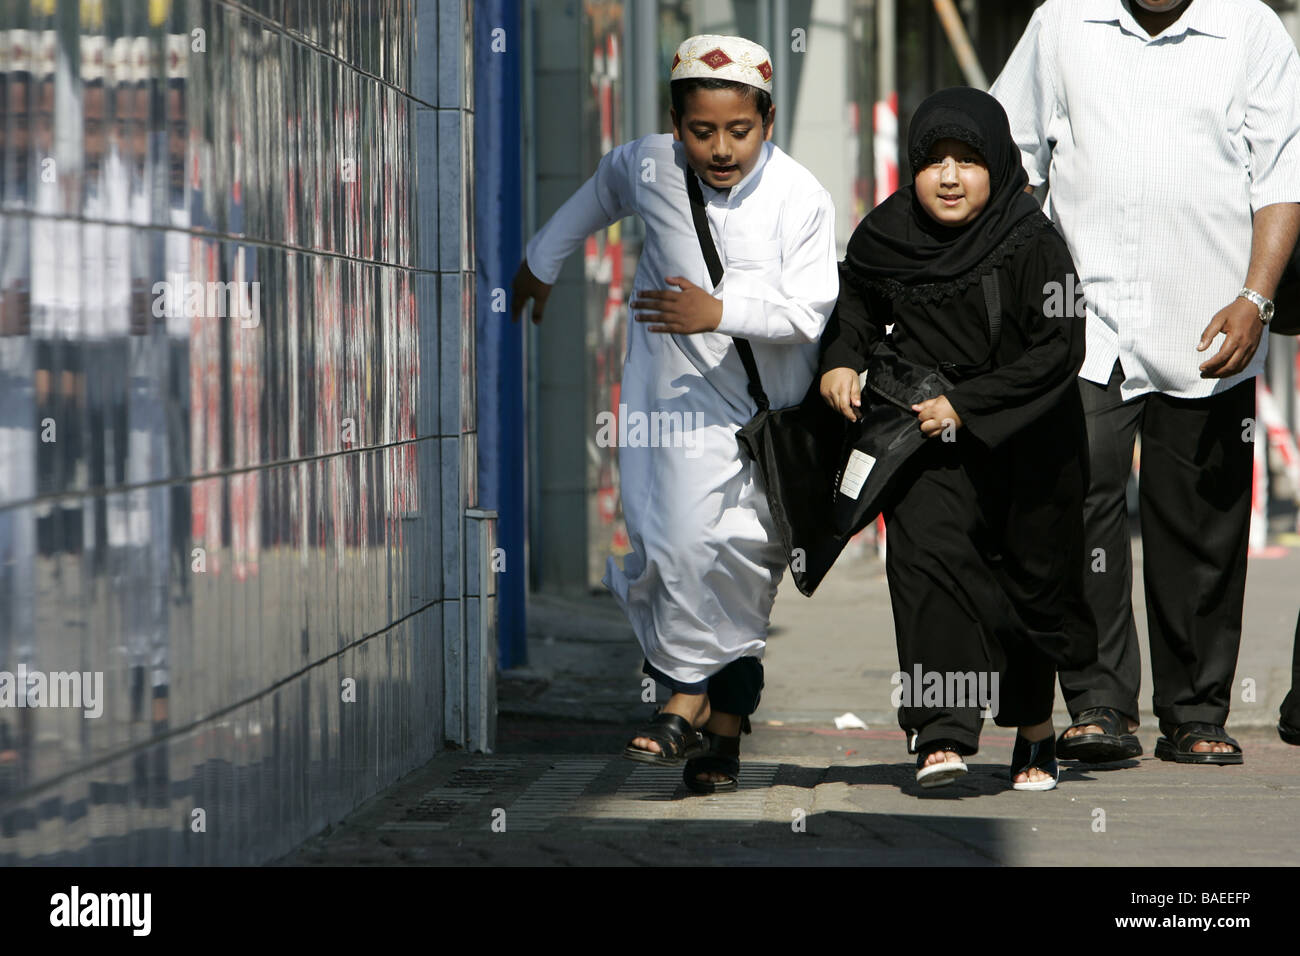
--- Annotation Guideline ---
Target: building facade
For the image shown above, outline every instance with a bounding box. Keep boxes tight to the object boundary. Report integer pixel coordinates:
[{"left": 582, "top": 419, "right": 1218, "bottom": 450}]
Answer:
[{"left": 0, "top": 0, "right": 492, "bottom": 865}]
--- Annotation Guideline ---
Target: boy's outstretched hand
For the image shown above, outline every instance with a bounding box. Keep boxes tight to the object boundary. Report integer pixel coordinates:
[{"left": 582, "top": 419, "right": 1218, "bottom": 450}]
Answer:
[
  {"left": 913, "top": 396, "right": 962, "bottom": 438},
  {"left": 820, "top": 367, "right": 862, "bottom": 422},
  {"left": 511, "top": 260, "right": 552, "bottom": 324},
  {"left": 632, "top": 276, "right": 723, "bottom": 334}
]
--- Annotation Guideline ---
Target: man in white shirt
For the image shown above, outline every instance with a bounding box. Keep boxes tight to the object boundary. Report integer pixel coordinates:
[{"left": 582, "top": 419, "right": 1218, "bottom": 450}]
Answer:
[{"left": 992, "top": 0, "right": 1300, "bottom": 764}]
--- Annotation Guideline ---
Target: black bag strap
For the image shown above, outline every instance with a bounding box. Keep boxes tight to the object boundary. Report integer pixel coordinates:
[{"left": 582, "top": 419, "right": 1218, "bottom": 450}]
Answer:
[
  {"left": 980, "top": 271, "right": 1002, "bottom": 359},
  {"left": 685, "top": 168, "right": 770, "bottom": 412}
]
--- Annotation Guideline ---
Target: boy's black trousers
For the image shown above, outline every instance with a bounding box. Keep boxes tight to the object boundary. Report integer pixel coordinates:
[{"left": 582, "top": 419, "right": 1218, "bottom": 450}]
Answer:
[
  {"left": 643, "top": 657, "right": 764, "bottom": 716},
  {"left": 1059, "top": 360, "right": 1254, "bottom": 731}
]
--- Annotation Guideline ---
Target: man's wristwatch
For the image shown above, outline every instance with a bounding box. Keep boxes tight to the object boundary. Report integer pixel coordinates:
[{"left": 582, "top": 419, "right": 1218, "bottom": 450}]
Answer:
[{"left": 1238, "top": 287, "right": 1275, "bottom": 325}]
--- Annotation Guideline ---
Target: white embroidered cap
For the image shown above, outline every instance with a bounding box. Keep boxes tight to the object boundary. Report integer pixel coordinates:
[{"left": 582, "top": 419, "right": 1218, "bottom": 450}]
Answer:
[{"left": 670, "top": 34, "right": 773, "bottom": 94}]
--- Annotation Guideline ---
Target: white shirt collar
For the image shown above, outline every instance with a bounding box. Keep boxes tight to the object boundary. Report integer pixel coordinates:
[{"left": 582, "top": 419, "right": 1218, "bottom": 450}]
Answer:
[
  {"left": 680, "top": 140, "right": 773, "bottom": 206},
  {"left": 1087, "top": 0, "right": 1229, "bottom": 41}
]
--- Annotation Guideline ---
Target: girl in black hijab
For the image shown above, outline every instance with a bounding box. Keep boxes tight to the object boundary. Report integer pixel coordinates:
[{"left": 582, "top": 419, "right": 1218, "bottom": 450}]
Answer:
[{"left": 819, "top": 87, "right": 1098, "bottom": 791}]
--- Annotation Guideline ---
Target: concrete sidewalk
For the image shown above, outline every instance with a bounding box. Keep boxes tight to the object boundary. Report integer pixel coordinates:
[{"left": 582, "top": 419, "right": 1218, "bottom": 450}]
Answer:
[
  {"left": 278, "top": 543, "right": 1300, "bottom": 866},
  {"left": 278, "top": 722, "right": 1298, "bottom": 866},
  {"left": 503, "top": 539, "right": 1300, "bottom": 731}
]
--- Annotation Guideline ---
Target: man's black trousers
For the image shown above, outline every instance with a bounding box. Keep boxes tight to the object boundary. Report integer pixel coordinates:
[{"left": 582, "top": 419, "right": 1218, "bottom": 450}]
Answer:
[{"left": 1059, "top": 360, "right": 1255, "bottom": 729}]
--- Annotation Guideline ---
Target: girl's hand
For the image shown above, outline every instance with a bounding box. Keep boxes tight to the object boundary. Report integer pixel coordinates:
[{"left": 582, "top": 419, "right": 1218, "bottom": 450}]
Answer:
[
  {"left": 511, "top": 259, "right": 553, "bottom": 324},
  {"left": 913, "top": 396, "right": 962, "bottom": 438},
  {"left": 631, "top": 276, "right": 723, "bottom": 334},
  {"left": 820, "top": 367, "right": 863, "bottom": 422}
]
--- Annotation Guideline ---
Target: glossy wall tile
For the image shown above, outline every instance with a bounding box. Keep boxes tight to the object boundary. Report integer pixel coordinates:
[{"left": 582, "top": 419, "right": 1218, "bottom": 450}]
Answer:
[{"left": 0, "top": 0, "right": 486, "bottom": 865}]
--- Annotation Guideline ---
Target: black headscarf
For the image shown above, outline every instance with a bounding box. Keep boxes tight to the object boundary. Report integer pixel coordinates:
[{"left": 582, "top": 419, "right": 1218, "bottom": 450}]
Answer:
[{"left": 845, "top": 87, "right": 1051, "bottom": 303}]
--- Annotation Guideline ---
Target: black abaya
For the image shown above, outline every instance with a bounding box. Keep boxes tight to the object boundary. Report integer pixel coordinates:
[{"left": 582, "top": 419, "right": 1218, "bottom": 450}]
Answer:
[{"left": 821, "top": 227, "right": 1098, "bottom": 753}]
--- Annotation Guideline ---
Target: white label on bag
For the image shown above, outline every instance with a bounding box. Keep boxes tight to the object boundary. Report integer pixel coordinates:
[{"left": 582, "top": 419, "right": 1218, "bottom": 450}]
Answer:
[{"left": 839, "top": 449, "right": 877, "bottom": 500}]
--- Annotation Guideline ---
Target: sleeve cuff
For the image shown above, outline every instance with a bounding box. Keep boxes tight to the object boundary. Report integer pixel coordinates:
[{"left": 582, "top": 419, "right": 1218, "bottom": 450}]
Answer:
[
  {"left": 819, "top": 338, "right": 866, "bottom": 375},
  {"left": 1249, "top": 193, "right": 1300, "bottom": 215},
  {"left": 523, "top": 235, "right": 563, "bottom": 285}
]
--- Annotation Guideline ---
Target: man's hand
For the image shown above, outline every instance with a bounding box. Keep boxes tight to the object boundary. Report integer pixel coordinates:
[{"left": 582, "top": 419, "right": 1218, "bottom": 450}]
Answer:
[
  {"left": 820, "top": 367, "right": 863, "bottom": 422},
  {"left": 511, "top": 259, "right": 552, "bottom": 324},
  {"left": 631, "top": 276, "right": 723, "bottom": 334},
  {"left": 1197, "top": 297, "right": 1263, "bottom": 378},
  {"left": 913, "top": 396, "right": 962, "bottom": 438}
]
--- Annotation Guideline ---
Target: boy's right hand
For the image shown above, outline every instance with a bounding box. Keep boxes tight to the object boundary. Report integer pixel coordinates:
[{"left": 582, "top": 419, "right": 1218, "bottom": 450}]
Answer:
[
  {"left": 511, "top": 259, "right": 553, "bottom": 324},
  {"left": 820, "top": 367, "right": 862, "bottom": 422}
]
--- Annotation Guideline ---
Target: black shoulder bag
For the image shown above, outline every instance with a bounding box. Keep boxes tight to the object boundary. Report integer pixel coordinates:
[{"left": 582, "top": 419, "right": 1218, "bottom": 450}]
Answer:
[
  {"left": 686, "top": 169, "right": 847, "bottom": 596},
  {"left": 831, "top": 274, "right": 1002, "bottom": 540},
  {"left": 1270, "top": 239, "right": 1300, "bottom": 335}
]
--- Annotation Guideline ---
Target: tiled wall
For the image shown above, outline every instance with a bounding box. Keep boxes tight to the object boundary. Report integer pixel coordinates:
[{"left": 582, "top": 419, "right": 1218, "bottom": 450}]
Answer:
[{"left": 0, "top": 0, "right": 485, "bottom": 864}]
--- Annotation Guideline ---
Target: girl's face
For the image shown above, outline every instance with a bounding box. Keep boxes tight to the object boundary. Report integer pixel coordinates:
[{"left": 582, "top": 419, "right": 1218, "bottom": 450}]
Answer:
[
  {"left": 672, "top": 87, "right": 773, "bottom": 190},
  {"left": 915, "top": 137, "right": 991, "bottom": 227}
]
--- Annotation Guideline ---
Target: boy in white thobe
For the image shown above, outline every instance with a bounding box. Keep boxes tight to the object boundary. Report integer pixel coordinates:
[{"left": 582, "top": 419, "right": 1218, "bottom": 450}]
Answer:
[{"left": 513, "top": 35, "right": 837, "bottom": 783}]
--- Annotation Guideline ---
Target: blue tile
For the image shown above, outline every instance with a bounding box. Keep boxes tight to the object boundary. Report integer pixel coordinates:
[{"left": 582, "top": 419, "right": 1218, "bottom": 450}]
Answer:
[
  {"left": 413, "top": 0, "right": 438, "bottom": 104},
  {"left": 439, "top": 434, "right": 462, "bottom": 599},
  {"left": 414, "top": 107, "right": 438, "bottom": 271},
  {"left": 437, "top": 109, "right": 464, "bottom": 272},
  {"left": 439, "top": 270, "right": 462, "bottom": 436},
  {"left": 442, "top": 598, "right": 463, "bottom": 746},
  {"left": 437, "top": 0, "right": 466, "bottom": 109},
  {"left": 412, "top": 430, "right": 441, "bottom": 610}
]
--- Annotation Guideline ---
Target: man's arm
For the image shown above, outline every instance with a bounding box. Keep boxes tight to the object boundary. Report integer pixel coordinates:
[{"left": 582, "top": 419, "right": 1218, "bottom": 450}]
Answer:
[
  {"left": 1244, "top": 203, "right": 1300, "bottom": 301},
  {"left": 1198, "top": 203, "right": 1300, "bottom": 376},
  {"left": 1199, "top": 13, "right": 1300, "bottom": 377},
  {"left": 989, "top": 3, "right": 1058, "bottom": 189}
]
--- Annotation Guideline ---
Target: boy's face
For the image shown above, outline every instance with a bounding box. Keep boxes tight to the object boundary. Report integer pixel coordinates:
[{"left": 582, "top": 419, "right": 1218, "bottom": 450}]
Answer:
[
  {"left": 914, "top": 137, "right": 990, "bottom": 228},
  {"left": 671, "top": 87, "right": 773, "bottom": 190}
]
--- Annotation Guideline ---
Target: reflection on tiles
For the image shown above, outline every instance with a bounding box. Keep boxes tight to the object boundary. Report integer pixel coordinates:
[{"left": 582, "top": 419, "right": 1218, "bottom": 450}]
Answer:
[{"left": 0, "top": 1, "right": 488, "bottom": 865}]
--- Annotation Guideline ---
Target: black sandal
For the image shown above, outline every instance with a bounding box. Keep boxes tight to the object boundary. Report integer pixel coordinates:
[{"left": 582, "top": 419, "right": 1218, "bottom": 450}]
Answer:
[
  {"left": 1279, "top": 719, "right": 1300, "bottom": 746},
  {"left": 683, "top": 717, "right": 751, "bottom": 794},
  {"left": 1154, "top": 721, "right": 1243, "bottom": 765},
  {"left": 1056, "top": 706, "right": 1142, "bottom": 763},
  {"left": 1010, "top": 733, "right": 1059, "bottom": 791},
  {"left": 623, "top": 711, "right": 707, "bottom": 765}
]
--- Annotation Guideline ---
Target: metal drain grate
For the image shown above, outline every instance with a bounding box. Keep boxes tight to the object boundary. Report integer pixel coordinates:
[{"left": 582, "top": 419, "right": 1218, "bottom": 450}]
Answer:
[
  {"left": 580, "top": 763, "right": 682, "bottom": 831},
  {"left": 500, "top": 758, "right": 607, "bottom": 832},
  {"left": 381, "top": 758, "right": 529, "bottom": 831},
  {"left": 580, "top": 762, "right": 781, "bottom": 830},
  {"left": 678, "top": 762, "right": 780, "bottom": 825}
]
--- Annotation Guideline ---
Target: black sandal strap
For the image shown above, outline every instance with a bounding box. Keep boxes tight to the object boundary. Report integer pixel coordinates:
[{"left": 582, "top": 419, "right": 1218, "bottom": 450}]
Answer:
[
  {"left": 684, "top": 730, "right": 742, "bottom": 791},
  {"left": 685, "top": 753, "right": 739, "bottom": 779},
  {"left": 1071, "top": 706, "right": 1122, "bottom": 738},
  {"left": 700, "top": 729, "right": 741, "bottom": 759},
  {"left": 1011, "top": 734, "right": 1057, "bottom": 775},
  {"left": 1167, "top": 721, "right": 1240, "bottom": 753},
  {"left": 627, "top": 712, "right": 699, "bottom": 758},
  {"left": 915, "top": 739, "right": 967, "bottom": 769}
]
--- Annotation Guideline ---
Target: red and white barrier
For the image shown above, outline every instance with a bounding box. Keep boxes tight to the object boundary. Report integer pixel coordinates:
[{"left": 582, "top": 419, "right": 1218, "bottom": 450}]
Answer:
[{"left": 1250, "top": 378, "right": 1299, "bottom": 557}]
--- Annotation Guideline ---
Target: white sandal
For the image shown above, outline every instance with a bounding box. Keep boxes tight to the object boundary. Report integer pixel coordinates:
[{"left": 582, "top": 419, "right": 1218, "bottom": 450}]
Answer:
[{"left": 916, "top": 741, "right": 968, "bottom": 788}]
